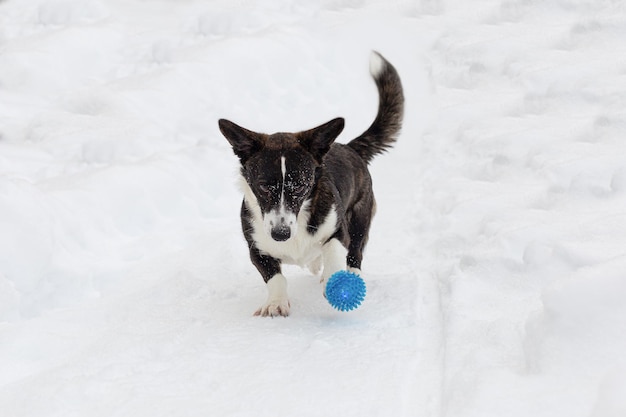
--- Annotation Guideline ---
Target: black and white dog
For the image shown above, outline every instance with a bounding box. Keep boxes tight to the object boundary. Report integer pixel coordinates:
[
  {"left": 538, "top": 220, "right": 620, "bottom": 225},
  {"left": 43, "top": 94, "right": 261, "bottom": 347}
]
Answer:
[{"left": 219, "top": 51, "right": 404, "bottom": 316}]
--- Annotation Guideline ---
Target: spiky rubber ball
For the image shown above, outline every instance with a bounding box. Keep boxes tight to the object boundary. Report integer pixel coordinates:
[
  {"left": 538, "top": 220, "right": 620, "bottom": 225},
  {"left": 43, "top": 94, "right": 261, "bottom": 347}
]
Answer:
[{"left": 325, "top": 270, "right": 366, "bottom": 312}]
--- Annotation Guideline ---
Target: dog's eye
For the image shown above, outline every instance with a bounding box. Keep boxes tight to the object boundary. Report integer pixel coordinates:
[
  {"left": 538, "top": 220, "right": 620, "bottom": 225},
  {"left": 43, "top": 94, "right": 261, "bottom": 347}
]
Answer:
[
  {"left": 258, "top": 183, "right": 271, "bottom": 194},
  {"left": 292, "top": 184, "right": 307, "bottom": 194}
]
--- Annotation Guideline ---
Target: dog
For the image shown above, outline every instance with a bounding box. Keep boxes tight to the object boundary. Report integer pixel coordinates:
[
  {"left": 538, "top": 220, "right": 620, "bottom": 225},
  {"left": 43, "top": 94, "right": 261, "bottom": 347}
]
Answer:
[{"left": 218, "top": 51, "right": 404, "bottom": 317}]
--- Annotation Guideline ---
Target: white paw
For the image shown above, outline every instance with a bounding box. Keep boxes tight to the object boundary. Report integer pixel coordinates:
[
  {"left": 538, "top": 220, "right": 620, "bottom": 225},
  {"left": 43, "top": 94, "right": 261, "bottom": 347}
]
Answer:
[
  {"left": 254, "top": 299, "right": 290, "bottom": 317},
  {"left": 320, "top": 275, "right": 331, "bottom": 296},
  {"left": 348, "top": 267, "right": 362, "bottom": 276},
  {"left": 320, "top": 276, "right": 328, "bottom": 298},
  {"left": 254, "top": 274, "right": 290, "bottom": 317},
  {"left": 308, "top": 256, "right": 322, "bottom": 275}
]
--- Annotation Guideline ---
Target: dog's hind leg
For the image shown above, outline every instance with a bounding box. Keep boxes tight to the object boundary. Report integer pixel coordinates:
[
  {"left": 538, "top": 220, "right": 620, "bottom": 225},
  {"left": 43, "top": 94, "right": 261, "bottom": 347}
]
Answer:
[{"left": 346, "top": 195, "right": 375, "bottom": 276}]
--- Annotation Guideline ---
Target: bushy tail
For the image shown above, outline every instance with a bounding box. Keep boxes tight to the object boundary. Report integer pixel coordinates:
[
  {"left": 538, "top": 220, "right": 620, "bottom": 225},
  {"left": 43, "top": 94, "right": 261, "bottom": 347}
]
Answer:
[{"left": 348, "top": 51, "right": 404, "bottom": 163}]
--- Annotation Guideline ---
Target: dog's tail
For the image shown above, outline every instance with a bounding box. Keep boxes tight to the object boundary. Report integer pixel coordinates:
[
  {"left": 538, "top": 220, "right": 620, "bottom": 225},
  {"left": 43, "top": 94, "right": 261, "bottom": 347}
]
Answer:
[{"left": 348, "top": 51, "right": 404, "bottom": 163}]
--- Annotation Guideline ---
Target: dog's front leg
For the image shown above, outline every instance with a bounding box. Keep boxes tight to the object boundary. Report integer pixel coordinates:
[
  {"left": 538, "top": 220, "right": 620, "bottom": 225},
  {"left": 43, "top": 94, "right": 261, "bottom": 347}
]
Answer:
[
  {"left": 249, "top": 248, "right": 290, "bottom": 317},
  {"left": 320, "top": 238, "right": 349, "bottom": 291},
  {"left": 255, "top": 273, "right": 290, "bottom": 317}
]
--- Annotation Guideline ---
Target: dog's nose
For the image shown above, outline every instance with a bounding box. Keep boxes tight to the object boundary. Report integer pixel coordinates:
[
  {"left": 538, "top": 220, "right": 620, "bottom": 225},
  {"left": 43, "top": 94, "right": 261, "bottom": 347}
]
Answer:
[
  {"left": 271, "top": 225, "right": 291, "bottom": 242},
  {"left": 266, "top": 213, "right": 296, "bottom": 242}
]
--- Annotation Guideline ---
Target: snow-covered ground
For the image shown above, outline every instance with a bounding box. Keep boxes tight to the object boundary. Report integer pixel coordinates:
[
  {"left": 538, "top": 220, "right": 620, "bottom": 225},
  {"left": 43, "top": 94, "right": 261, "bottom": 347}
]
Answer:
[{"left": 1, "top": 0, "right": 625, "bottom": 416}]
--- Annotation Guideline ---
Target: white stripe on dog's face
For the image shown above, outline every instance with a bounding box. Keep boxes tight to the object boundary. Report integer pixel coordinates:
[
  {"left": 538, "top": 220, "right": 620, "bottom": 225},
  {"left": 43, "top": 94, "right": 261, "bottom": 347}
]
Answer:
[
  {"left": 281, "top": 156, "right": 287, "bottom": 184},
  {"left": 279, "top": 155, "right": 287, "bottom": 207},
  {"left": 263, "top": 155, "right": 298, "bottom": 241}
]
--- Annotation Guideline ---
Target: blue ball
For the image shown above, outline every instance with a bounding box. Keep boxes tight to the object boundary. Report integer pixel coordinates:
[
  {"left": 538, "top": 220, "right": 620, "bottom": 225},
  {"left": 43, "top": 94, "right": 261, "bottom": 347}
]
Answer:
[{"left": 325, "top": 270, "right": 366, "bottom": 312}]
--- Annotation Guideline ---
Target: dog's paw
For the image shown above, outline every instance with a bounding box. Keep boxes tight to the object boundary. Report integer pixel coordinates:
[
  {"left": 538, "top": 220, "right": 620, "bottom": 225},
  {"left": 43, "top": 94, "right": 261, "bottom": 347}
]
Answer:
[
  {"left": 320, "top": 276, "right": 328, "bottom": 296},
  {"left": 348, "top": 267, "right": 362, "bottom": 276},
  {"left": 308, "top": 256, "right": 322, "bottom": 275},
  {"left": 254, "top": 299, "right": 291, "bottom": 317},
  {"left": 255, "top": 274, "right": 290, "bottom": 317}
]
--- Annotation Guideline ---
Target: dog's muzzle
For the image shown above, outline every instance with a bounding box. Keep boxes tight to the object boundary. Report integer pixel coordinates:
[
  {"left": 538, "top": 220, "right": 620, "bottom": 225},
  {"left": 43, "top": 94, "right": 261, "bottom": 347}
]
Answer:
[
  {"left": 265, "top": 211, "right": 297, "bottom": 242},
  {"left": 271, "top": 222, "right": 291, "bottom": 241}
]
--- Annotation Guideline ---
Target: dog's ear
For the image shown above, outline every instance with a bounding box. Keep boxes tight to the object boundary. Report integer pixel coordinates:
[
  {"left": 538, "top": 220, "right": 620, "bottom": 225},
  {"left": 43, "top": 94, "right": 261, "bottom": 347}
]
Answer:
[
  {"left": 298, "top": 118, "right": 345, "bottom": 162},
  {"left": 218, "top": 119, "right": 265, "bottom": 164}
]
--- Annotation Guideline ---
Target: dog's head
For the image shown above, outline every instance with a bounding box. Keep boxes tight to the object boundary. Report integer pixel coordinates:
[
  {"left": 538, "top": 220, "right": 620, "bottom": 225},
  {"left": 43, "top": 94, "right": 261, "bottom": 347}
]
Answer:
[{"left": 219, "top": 118, "right": 344, "bottom": 242}]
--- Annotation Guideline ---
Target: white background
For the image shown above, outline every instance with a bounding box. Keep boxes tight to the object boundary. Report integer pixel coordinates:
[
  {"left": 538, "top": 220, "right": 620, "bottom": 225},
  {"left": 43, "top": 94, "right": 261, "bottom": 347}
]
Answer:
[{"left": 1, "top": 0, "right": 625, "bottom": 416}]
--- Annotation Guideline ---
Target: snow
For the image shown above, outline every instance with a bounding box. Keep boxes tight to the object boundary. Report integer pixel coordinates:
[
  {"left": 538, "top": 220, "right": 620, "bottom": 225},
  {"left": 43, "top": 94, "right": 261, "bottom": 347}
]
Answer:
[{"left": 1, "top": 0, "right": 625, "bottom": 416}]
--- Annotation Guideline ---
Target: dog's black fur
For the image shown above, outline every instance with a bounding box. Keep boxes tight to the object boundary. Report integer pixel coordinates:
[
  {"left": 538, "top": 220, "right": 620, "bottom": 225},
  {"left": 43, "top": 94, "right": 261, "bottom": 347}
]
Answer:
[{"left": 219, "top": 51, "right": 403, "bottom": 316}]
